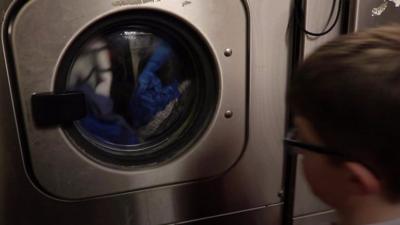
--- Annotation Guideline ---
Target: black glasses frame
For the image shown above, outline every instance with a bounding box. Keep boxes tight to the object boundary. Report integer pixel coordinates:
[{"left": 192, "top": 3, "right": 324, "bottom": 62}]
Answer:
[
  {"left": 283, "top": 129, "right": 380, "bottom": 178},
  {"left": 283, "top": 128, "right": 348, "bottom": 158},
  {"left": 284, "top": 138, "right": 348, "bottom": 159}
]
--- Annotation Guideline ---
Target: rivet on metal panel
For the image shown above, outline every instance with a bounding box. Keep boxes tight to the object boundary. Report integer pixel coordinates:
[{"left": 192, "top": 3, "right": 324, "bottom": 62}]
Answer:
[
  {"left": 225, "top": 110, "right": 233, "bottom": 119},
  {"left": 224, "top": 48, "right": 233, "bottom": 57}
]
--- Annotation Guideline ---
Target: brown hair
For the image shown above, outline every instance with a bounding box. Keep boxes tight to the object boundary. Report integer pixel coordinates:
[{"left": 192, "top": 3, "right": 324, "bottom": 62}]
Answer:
[{"left": 288, "top": 25, "right": 400, "bottom": 201}]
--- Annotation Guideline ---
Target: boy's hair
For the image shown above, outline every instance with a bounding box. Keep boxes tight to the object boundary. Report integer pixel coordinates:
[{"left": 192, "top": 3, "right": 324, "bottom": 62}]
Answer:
[{"left": 289, "top": 25, "right": 400, "bottom": 201}]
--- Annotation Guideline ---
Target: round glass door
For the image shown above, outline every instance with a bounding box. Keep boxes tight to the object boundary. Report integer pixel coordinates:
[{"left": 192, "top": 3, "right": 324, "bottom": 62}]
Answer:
[{"left": 57, "top": 12, "right": 218, "bottom": 166}]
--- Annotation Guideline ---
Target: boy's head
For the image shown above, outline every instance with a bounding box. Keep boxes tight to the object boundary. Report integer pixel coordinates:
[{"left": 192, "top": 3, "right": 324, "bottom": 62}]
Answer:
[{"left": 288, "top": 25, "right": 400, "bottom": 209}]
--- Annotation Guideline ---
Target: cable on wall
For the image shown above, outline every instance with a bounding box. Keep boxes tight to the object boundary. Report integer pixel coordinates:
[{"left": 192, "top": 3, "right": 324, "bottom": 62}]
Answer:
[{"left": 295, "top": 0, "right": 343, "bottom": 36}]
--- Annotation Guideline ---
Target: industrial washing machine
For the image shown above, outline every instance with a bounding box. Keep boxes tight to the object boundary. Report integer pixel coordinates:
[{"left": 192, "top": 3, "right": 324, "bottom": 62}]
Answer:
[
  {"left": 0, "top": 0, "right": 292, "bottom": 224},
  {"left": 5, "top": 0, "right": 248, "bottom": 200}
]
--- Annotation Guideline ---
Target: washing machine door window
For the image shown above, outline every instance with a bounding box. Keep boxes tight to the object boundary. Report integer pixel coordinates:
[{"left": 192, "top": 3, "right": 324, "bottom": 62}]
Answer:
[
  {"left": 55, "top": 17, "right": 218, "bottom": 166},
  {"left": 69, "top": 32, "right": 190, "bottom": 145}
]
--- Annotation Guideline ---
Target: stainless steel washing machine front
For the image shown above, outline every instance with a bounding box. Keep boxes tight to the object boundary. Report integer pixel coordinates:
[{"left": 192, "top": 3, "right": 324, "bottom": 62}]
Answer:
[
  {"left": 5, "top": 0, "right": 247, "bottom": 199},
  {"left": 1, "top": 0, "right": 291, "bottom": 224}
]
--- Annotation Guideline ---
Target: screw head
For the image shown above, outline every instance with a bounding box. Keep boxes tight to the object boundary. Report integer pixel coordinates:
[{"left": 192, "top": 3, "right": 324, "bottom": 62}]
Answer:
[
  {"left": 225, "top": 110, "right": 233, "bottom": 118},
  {"left": 224, "top": 48, "right": 233, "bottom": 57}
]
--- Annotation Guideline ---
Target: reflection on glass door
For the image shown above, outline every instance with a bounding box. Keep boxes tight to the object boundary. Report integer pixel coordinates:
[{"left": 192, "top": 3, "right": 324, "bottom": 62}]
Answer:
[{"left": 67, "top": 30, "right": 194, "bottom": 149}]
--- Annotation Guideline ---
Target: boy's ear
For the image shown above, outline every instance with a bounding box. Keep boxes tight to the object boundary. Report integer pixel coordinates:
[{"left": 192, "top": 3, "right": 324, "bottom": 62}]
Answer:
[{"left": 344, "top": 162, "right": 381, "bottom": 195}]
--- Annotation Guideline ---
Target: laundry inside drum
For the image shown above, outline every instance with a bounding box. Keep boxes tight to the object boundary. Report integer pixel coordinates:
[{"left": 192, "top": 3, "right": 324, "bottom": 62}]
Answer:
[{"left": 66, "top": 29, "right": 196, "bottom": 151}]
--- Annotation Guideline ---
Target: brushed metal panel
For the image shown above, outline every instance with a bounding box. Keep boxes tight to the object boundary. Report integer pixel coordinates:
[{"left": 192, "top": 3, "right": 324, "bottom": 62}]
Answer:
[
  {"left": 177, "top": 204, "right": 282, "bottom": 225},
  {"left": 244, "top": 0, "right": 289, "bottom": 202},
  {"left": 0, "top": 0, "right": 291, "bottom": 224},
  {"left": 293, "top": 0, "right": 342, "bottom": 217},
  {"left": 0, "top": 0, "right": 12, "bottom": 21},
  {"left": 293, "top": 210, "right": 338, "bottom": 225}
]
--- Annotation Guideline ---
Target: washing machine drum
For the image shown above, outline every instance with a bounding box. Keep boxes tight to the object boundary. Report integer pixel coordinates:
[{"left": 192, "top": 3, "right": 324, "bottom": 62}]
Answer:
[{"left": 47, "top": 14, "right": 218, "bottom": 166}]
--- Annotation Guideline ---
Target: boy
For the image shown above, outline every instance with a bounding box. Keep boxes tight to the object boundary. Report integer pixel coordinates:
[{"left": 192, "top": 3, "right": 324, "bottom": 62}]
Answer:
[{"left": 286, "top": 25, "right": 400, "bottom": 225}]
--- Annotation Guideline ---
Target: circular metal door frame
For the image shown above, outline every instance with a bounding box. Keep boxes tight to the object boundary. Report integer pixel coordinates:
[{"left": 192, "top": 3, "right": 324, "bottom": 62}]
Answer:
[
  {"left": 56, "top": 11, "right": 219, "bottom": 166},
  {"left": 8, "top": 0, "right": 248, "bottom": 199}
]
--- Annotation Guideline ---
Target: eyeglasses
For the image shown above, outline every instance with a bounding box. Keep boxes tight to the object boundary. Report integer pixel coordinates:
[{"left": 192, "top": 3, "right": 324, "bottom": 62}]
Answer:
[
  {"left": 284, "top": 128, "right": 380, "bottom": 178},
  {"left": 284, "top": 128, "right": 348, "bottom": 159}
]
